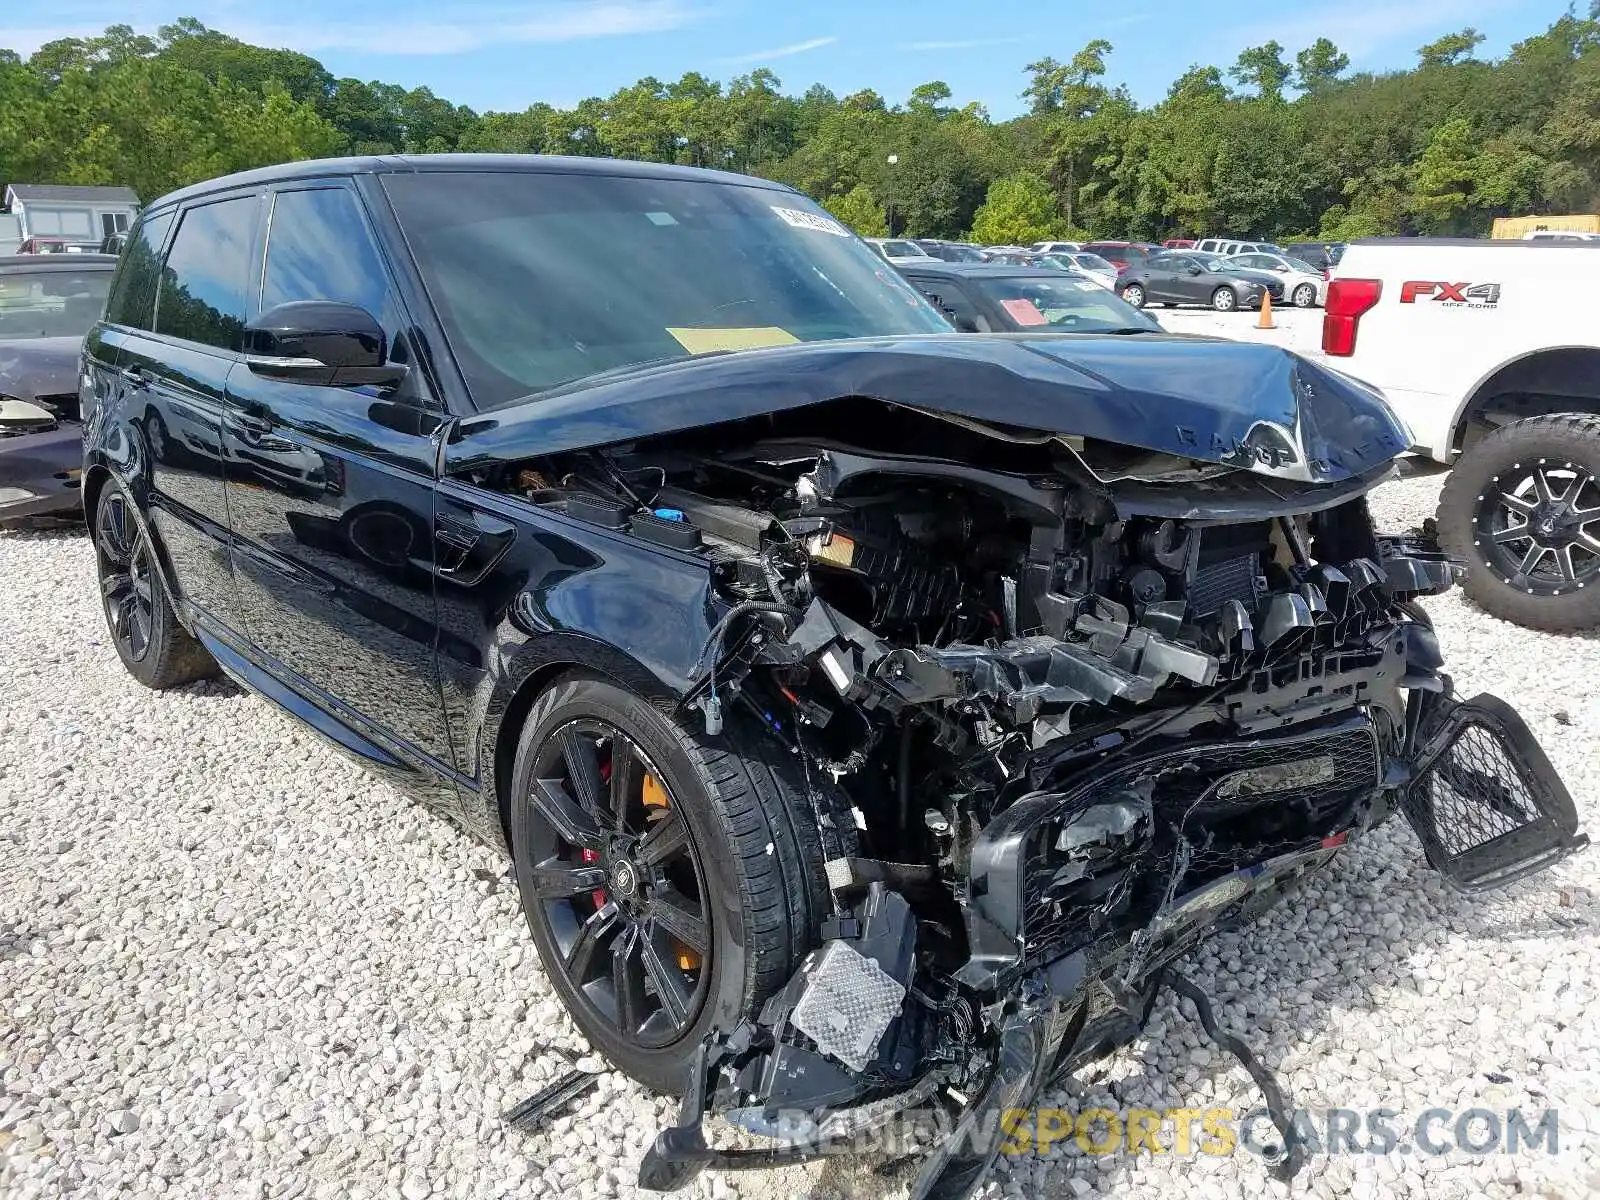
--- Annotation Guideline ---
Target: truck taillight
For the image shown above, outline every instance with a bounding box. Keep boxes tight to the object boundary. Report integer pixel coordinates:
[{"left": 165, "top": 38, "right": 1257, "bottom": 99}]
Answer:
[{"left": 1322, "top": 277, "right": 1382, "bottom": 356}]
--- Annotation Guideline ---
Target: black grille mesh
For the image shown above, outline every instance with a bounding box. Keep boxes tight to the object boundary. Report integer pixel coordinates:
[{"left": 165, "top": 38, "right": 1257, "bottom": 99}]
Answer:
[
  {"left": 1405, "top": 726, "right": 1537, "bottom": 857},
  {"left": 1020, "top": 723, "right": 1380, "bottom": 963}
]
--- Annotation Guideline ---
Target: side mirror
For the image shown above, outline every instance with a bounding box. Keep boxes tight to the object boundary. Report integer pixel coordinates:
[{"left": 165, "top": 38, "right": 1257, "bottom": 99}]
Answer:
[
  {"left": 1186, "top": 265, "right": 1203, "bottom": 276},
  {"left": 244, "top": 301, "right": 407, "bottom": 389}
]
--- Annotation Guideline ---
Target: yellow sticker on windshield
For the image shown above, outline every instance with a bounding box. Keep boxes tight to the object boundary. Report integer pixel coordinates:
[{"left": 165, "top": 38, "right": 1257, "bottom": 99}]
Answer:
[{"left": 666, "top": 326, "right": 800, "bottom": 354}]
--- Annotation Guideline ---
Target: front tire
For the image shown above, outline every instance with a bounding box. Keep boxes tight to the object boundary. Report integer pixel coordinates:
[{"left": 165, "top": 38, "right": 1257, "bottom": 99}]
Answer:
[
  {"left": 93, "top": 479, "right": 217, "bottom": 688},
  {"left": 1212, "top": 287, "right": 1238, "bottom": 312},
  {"left": 509, "top": 673, "right": 832, "bottom": 1093},
  {"left": 1438, "top": 413, "right": 1600, "bottom": 632},
  {"left": 1120, "top": 283, "right": 1146, "bottom": 309},
  {"left": 1292, "top": 283, "right": 1318, "bottom": 308}
]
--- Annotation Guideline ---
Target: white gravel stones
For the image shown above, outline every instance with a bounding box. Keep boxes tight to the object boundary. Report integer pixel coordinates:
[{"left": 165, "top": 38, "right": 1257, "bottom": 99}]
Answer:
[{"left": 3, "top": 470, "right": 1598, "bottom": 1200}]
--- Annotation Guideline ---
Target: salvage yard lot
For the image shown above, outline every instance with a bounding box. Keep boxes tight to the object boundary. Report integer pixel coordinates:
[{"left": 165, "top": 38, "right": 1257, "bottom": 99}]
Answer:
[{"left": 2, "top": 470, "right": 1597, "bottom": 1200}]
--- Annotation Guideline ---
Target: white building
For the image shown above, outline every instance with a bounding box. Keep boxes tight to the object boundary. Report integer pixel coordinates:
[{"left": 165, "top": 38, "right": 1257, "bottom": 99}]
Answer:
[{"left": 1, "top": 184, "right": 140, "bottom": 254}]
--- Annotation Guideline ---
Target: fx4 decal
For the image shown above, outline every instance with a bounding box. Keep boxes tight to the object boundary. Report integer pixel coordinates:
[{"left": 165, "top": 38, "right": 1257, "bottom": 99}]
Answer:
[{"left": 1399, "top": 281, "right": 1502, "bottom": 307}]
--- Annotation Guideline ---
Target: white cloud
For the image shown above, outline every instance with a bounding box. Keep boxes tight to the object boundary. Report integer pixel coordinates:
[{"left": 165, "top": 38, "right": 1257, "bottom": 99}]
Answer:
[
  {"left": 1224, "top": 0, "right": 1514, "bottom": 61},
  {"left": 0, "top": 1, "right": 701, "bottom": 58},
  {"left": 718, "top": 35, "right": 837, "bottom": 65},
  {"left": 899, "top": 36, "right": 1027, "bottom": 52}
]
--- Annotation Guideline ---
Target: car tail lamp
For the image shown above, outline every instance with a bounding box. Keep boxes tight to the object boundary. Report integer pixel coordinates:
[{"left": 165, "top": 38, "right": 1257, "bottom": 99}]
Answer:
[{"left": 1322, "top": 278, "right": 1381, "bottom": 356}]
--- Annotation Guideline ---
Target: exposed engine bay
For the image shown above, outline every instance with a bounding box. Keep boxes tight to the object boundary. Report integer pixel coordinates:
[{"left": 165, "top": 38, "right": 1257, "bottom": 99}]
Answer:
[{"left": 485, "top": 397, "right": 1586, "bottom": 1199}]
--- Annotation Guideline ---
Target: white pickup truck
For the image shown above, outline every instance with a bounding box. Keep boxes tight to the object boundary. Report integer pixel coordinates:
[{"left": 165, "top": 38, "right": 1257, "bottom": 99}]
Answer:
[{"left": 1324, "top": 238, "right": 1600, "bottom": 631}]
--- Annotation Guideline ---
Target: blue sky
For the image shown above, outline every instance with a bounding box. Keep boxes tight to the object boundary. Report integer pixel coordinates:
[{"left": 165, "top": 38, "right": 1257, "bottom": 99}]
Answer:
[{"left": 1, "top": 0, "right": 1578, "bottom": 116}]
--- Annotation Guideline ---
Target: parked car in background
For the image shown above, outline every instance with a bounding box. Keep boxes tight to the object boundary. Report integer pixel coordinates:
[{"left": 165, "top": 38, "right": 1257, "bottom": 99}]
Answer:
[
  {"left": 1523, "top": 229, "right": 1600, "bottom": 241},
  {"left": 17, "top": 236, "right": 104, "bottom": 254},
  {"left": 1285, "top": 242, "right": 1345, "bottom": 273},
  {"left": 1324, "top": 236, "right": 1600, "bottom": 631},
  {"left": 897, "top": 262, "right": 1160, "bottom": 333},
  {"left": 1231, "top": 251, "right": 1327, "bottom": 306},
  {"left": 865, "top": 237, "right": 936, "bottom": 264},
  {"left": 1080, "top": 241, "right": 1157, "bottom": 273},
  {"left": 0, "top": 254, "right": 117, "bottom": 520},
  {"left": 1161, "top": 238, "right": 1195, "bottom": 249},
  {"left": 1195, "top": 238, "right": 1284, "bottom": 257},
  {"left": 1115, "top": 251, "right": 1284, "bottom": 312},
  {"left": 913, "top": 239, "right": 987, "bottom": 262},
  {"left": 1039, "top": 251, "right": 1119, "bottom": 289},
  {"left": 1028, "top": 240, "right": 1082, "bottom": 254}
]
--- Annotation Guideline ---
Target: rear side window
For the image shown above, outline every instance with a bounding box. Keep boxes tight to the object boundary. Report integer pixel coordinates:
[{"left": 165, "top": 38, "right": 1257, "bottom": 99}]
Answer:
[
  {"left": 155, "top": 196, "right": 258, "bottom": 352},
  {"left": 261, "top": 187, "right": 392, "bottom": 317},
  {"left": 104, "top": 211, "right": 175, "bottom": 330}
]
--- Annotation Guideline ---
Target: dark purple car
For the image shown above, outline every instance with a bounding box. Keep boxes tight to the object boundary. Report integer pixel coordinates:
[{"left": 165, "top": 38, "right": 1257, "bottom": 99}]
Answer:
[{"left": 0, "top": 253, "right": 116, "bottom": 520}]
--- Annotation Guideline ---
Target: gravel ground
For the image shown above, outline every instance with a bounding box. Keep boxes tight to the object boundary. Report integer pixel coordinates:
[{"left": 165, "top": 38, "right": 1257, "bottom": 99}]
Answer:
[
  {"left": 1157, "top": 303, "right": 1324, "bottom": 356},
  {"left": 3, "top": 471, "right": 1598, "bottom": 1200}
]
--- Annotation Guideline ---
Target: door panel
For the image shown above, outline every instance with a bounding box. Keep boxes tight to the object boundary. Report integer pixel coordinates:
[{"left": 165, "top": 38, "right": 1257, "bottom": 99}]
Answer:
[
  {"left": 220, "top": 181, "right": 455, "bottom": 781},
  {"left": 223, "top": 372, "right": 456, "bottom": 775},
  {"left": 117, "top": 331, "right": 247, "bottom": 633}
]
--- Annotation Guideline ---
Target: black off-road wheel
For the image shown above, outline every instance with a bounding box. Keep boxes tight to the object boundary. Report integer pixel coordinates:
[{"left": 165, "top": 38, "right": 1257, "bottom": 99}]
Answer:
[
  {"left": 509, "top": 673, "right": 832, "bottom": 1093},
  {"left": 93, "top": 479, "right": 217, "bottom": 688},
  {"left": 1438, "top": 413, "right": 1600, "bottom": 632}
]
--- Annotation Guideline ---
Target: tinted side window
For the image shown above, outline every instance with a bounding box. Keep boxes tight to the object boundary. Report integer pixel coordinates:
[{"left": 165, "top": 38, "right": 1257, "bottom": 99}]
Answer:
[
  {"left": 104, "top": 211, "right": 175, "bottom": 330},
  {"left": 155, "top": 197, "right": 258, "bottom": 352},
  {"left": 261, "top": 188, "right": 391, "bottom": 316}
]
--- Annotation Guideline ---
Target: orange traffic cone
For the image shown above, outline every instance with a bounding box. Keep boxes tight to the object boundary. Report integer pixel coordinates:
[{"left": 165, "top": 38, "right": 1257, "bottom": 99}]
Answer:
[{"left": 1257, "top": 290, "right": 1277, "bottom": 330}]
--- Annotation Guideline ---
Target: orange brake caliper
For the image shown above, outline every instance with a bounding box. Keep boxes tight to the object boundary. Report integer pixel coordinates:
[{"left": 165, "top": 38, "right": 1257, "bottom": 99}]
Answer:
[{"left": 643, "top": 774, "right": 701, "bottom": 972}]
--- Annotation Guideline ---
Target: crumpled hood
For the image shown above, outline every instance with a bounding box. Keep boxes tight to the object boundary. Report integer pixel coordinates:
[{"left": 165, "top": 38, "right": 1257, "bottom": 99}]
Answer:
[
  {"left": 0, "top": 337, "right": 82, "bottom": 404},
  {"left": 446, "top": 332, "right": 1411, "bottom": 485}
]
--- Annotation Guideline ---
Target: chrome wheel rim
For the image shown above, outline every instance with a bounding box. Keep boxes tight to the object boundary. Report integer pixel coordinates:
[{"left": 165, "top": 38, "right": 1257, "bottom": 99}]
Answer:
[
  {"left": 1472, "top": 460, "right": 1600, "bottom": 596},
  {"left": 1123, "top": 285, "right": 1143, "bottom": 307},
  {"left": 524, "top": 719, "right": 712, "bottom": 1050},
  {"left": 1216, "top": 290, "right": 1236, "bottom": 311},
  {"left": 95, "top": 490, "right": 154, "bottom": 661}
]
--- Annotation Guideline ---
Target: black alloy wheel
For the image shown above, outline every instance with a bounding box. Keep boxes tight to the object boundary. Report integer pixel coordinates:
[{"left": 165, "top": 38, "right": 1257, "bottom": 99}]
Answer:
[
  {"left": 510, "top": 674, "right": 833, "bottom": 1094},
  {"left": 1439, "top": 413, "right": 1600, "bottom": 632},
  {"left": 1470, "top": 462, "right": 1600, "bottom": 595},
  {"left": 92, "top": 479, "right": 218, "bottom": 687},
  {"left": 95, "top": 487, "right": 155, "bottom": 662},
  {"left": 523, "top": 718, "right": 713, "bottom": 1051}
]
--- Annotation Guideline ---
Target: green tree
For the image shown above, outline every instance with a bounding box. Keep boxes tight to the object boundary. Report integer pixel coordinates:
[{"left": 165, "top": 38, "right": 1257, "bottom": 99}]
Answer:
[
  {"left": 1294, "top": 39, "right": 1349, "bottom": 92},
  {"left": 969, "top": 171, "right": 1061, "bottom": 243},
  {"left": 1418, "top": 29, "right": 1486, "bottom": 68},
  {"left": 823, "top": 184, "right": 888, "bottom": 235},
  {"left": 1231, "top": 41, "right": 1291, "bottom": 101}
]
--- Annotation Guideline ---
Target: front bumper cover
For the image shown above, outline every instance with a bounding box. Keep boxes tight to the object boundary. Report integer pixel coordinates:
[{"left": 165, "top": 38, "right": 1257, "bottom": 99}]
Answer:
[
  {"left": 0, "top": 422, "right": 81, "bottom": 520},
  {"left": 634, "top": 690, "right": 1584, "bottom": 1200}
]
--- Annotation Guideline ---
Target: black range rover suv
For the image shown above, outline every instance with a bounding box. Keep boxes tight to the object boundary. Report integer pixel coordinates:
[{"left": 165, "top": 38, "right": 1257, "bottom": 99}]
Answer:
[{"left": 82, "top": 156, "right": 1584, "bottom": 1200}]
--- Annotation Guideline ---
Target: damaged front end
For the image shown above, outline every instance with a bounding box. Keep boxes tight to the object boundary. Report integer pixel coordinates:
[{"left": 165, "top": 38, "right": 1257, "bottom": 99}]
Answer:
[{"left": 461, "top": 341, "right": 1586, "bottom": 1199}]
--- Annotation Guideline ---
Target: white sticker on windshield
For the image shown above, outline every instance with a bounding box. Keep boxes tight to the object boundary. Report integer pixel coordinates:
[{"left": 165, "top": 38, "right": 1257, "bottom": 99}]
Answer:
[
  {"left": 646, "top": 211, "right": 678, "bottom": 225},
  {"left": 771, "top": 206, "right": 851, "bottom": 237}
]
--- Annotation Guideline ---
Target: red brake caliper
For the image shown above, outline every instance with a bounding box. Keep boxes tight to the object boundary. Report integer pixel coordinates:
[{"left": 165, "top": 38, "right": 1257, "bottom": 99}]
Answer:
[{"left": 585, "top": 757, "right": 613, "bottom": 908}]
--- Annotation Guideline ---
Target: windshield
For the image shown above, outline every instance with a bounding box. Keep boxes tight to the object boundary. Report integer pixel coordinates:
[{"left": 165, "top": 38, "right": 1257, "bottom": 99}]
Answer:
[
  {"left": 0, "top": 268, "right": 111, "bottom": 339},
  {"left": 878, "top": 240, "right": 926, "bottom": 257},
  {"left": 1286, "top": 256, "right": 1321, "bottom": 274},
  {"left": 1075, "top": 253, "right": 1115, "bottom": 271},
  {"left": 1192, "top": 255, "right": 1235, "bottom": 272},
  {"left": 383, "top": 171, "right": 950, "bottom": 408},
  {"left": 972, "top": 275, "right": 1159, "bottom": 332}
]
